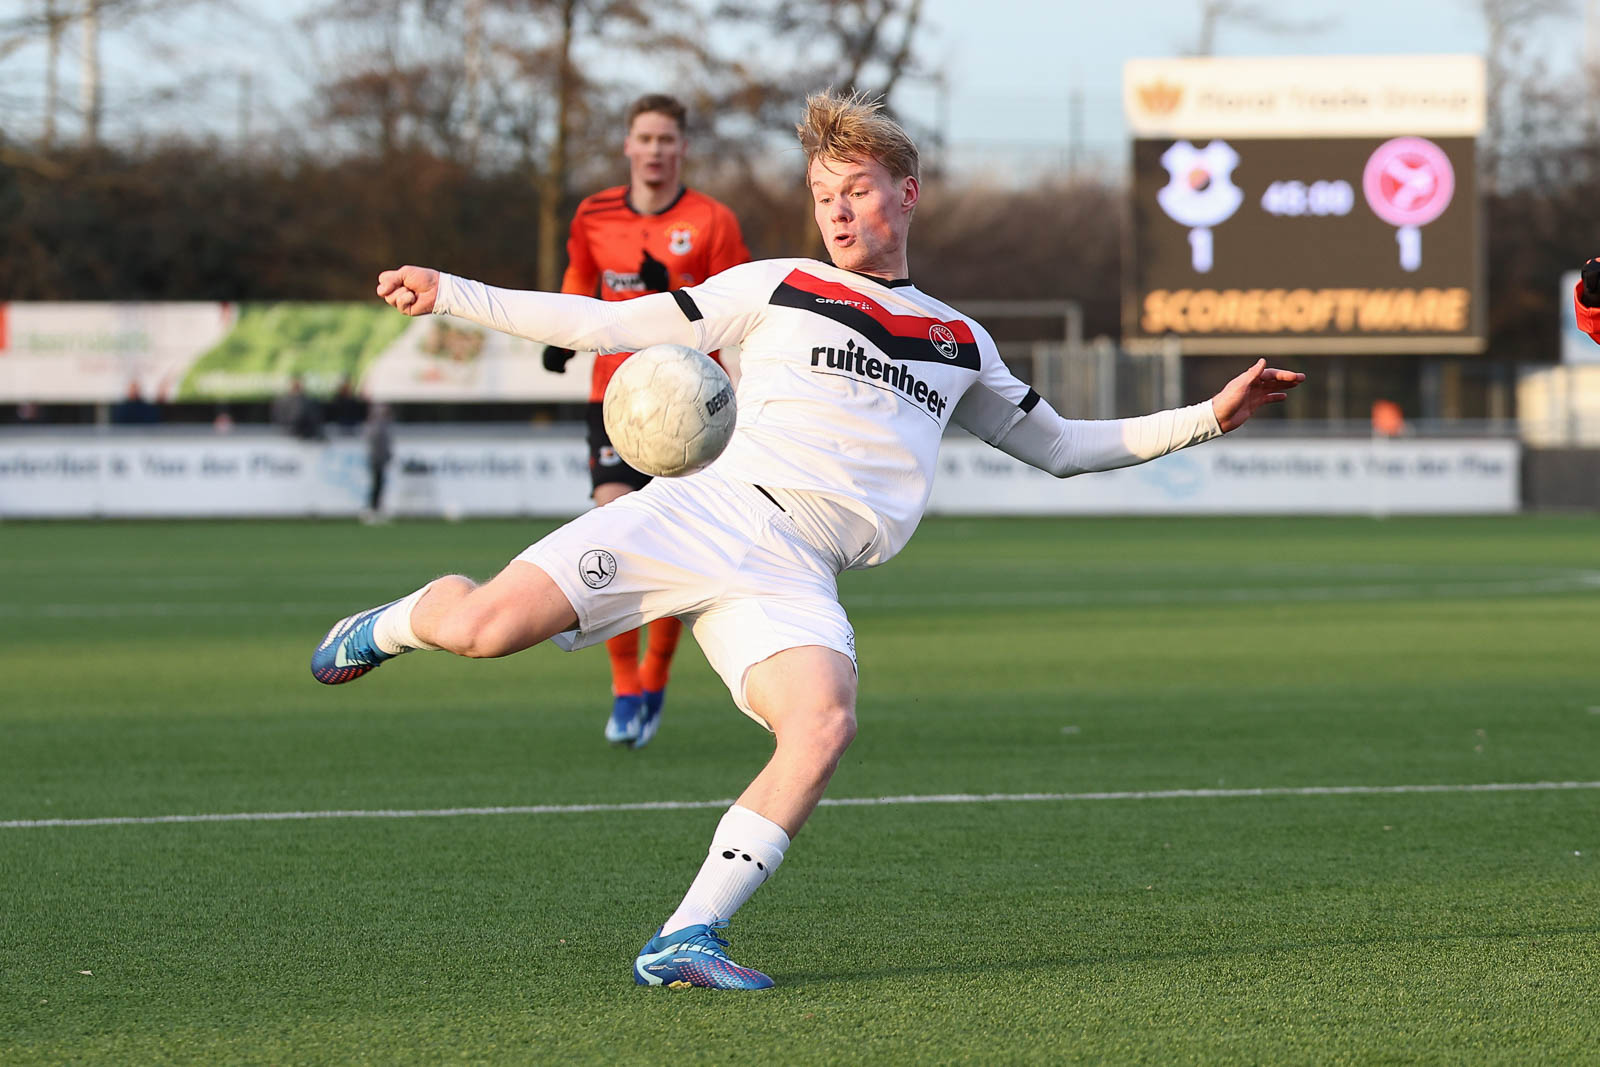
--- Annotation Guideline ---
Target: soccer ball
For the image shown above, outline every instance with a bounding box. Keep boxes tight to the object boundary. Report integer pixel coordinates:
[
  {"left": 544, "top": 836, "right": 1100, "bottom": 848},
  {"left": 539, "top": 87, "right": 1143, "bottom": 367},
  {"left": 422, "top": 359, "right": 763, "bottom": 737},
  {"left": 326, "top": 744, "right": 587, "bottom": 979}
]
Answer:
[{"left": 602, "top": 343, "right": 737, "bottom": 478}]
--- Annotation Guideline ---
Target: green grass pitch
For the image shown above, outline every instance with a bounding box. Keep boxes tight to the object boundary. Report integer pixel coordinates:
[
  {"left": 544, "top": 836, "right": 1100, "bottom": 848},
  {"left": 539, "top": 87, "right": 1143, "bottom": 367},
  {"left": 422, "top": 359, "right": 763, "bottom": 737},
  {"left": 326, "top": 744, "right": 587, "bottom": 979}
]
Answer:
[{"left": 2, "top": 515, "right": 1597, "bottom": 1064}]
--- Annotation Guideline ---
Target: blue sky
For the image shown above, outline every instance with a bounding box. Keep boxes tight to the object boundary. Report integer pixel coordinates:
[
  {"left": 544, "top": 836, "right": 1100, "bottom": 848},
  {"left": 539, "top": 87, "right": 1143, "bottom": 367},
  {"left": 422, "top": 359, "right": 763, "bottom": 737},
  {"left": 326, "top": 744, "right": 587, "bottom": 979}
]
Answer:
[
  {"left": 905, "top": 0, "right": 1577, "bottom": 153},
  {"left": 2, "top": 0, "right": 1584, "bottom": 166}
]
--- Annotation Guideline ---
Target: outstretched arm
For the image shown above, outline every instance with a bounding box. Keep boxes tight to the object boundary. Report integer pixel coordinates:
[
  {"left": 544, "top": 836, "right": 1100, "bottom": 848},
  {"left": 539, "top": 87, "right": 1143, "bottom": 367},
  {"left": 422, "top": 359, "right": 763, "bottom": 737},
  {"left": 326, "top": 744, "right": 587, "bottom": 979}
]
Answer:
[
  {"left": 374, "top": 265, "right": 696, "bottom": 354},
  {"left": 956, "top": 359, "right": 1305, "bottom": 478}
]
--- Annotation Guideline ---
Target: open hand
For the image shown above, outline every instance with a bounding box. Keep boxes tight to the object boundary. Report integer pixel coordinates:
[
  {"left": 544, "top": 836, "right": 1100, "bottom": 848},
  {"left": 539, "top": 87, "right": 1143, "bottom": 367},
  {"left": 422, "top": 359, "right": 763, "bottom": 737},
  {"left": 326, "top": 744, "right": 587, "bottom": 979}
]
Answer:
[
  {"left": 376, "top": 265, "right": 440, "bottom": 316},
  {"left": 1210, "top": 359, "right": 1306, "bottom": 433}
]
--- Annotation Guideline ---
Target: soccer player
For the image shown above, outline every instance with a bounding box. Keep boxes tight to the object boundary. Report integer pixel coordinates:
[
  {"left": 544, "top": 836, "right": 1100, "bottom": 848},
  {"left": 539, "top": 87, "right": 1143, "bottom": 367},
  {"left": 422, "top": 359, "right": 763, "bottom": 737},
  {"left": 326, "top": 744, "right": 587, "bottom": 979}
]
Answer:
[
  {"left": 313, "top": 90, "right": 1304, "bottom": 990},
  {"left": 1574, "top": 257, "right": 1600, "bottom": 342},
  {"left": 544, "top": 93, "right": 751, "bottom": 751}
]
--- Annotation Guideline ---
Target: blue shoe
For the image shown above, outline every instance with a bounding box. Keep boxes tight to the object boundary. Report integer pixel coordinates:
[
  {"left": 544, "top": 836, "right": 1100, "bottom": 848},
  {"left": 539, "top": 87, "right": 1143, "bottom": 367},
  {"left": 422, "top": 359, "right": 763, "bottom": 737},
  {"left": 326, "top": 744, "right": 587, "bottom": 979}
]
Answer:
[
  {"left": 605, "top": 694, "right": 644, "bottom": 745},
  {"left": 311, "top": 601, "right": 398, "bottom": 684},
  {"left": 632, "top": 688, "right": 666, "bottom": 750},
  {"left": 634, "top": 921, "right": 774, "bottom": 990}
]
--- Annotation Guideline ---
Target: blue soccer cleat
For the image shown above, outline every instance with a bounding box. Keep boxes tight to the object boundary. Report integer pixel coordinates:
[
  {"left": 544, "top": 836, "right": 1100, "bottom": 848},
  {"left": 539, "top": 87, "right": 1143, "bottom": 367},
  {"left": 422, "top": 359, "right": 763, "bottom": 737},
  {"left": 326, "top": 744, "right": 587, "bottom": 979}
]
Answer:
[
  {"left": 632, "top": 688, "right": 666, "bottom": 750},
  {"left": 311, "top": 601, "right": 398, "bottom": 685},
  {"left": 605, "top": 693, "right": 644, "bottom": 746},
  {"left": 633, "top": 921, "right": 774, "bottom": 990}
]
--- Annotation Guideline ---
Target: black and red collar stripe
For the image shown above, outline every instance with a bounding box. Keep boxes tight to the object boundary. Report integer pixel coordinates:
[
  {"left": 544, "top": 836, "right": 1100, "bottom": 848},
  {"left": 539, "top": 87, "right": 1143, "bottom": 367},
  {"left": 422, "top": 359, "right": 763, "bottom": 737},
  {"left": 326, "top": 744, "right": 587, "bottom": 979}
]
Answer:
[{"left": 767, "top": 270, "right": 980, "bottom": 369}]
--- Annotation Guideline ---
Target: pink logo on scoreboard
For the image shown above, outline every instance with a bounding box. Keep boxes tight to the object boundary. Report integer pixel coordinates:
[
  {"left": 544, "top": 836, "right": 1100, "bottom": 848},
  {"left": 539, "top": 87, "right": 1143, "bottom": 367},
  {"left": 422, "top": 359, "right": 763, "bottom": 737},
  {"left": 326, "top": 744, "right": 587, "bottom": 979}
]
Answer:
[{"left": 1362, "top": 137, "right": 1455, "bottom": 228}]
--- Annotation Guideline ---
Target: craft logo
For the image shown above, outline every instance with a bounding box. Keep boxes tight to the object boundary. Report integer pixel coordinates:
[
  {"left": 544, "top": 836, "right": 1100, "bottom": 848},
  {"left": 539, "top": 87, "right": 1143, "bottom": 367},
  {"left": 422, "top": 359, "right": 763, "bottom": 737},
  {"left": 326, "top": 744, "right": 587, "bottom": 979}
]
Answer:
[
  {"left": 1136, "top": 80, "right": 1182, "bottom": 116},
  {"left": 668, "top": 225, "right": 696, "bottom": 256},
  {"left": 929, "top": 323, "right": 959, "bottom": 360},
  {"left": 579, "top": 549, "right": 617, "bottom": 589}
]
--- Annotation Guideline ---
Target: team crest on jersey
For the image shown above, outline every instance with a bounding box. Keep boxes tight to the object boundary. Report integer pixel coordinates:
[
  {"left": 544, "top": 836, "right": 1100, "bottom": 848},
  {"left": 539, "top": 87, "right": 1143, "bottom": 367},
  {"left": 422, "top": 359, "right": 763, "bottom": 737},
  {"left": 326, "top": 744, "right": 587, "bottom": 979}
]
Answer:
[
  {"left": 667, "top": 224, "right": 696, "bottom": 256},
  {"left": 579, "top": 549, "right": 617, "bottom": 589},
  {"left": 929, "top": 324, "right": 959, "bottom": 360}
]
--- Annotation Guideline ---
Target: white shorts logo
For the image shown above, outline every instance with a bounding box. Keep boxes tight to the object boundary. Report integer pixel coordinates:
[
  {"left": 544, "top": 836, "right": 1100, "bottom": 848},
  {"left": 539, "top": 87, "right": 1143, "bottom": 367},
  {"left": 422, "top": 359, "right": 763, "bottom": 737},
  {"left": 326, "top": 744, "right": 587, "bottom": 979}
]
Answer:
[{"left": 579, "top": 549, "right": 618, "bottom": 589}]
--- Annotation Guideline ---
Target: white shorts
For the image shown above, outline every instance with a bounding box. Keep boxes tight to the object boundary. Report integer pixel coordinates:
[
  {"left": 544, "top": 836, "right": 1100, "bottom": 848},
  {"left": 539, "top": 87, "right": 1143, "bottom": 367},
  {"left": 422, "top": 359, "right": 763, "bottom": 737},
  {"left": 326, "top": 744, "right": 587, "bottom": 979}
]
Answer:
[{"left": 516, "top": 466, "right": 857, "bottom": 727}]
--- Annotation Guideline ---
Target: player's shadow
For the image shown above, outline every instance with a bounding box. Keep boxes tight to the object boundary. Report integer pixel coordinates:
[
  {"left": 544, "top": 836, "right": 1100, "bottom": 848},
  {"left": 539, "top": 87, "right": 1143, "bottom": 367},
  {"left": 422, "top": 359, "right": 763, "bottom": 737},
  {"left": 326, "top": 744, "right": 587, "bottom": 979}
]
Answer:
[{"left": 774, "top": 922, "right": 1600, "bottom": 988}]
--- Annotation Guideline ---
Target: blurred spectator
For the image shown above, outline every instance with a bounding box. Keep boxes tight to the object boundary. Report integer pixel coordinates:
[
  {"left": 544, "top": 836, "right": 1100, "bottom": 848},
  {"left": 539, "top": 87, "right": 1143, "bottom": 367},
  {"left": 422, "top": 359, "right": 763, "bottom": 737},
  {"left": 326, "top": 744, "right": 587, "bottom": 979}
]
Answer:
[
  {"left": 1371, "top": 398, "right": 1406, "bottom": 438},
  {"left": 15, "top": 402, "right": 41, "bottom": 423},
  {"left": 328, "top": 376, "right": 367, "bottom": 434},
  {"left": 272, "top": 375, "right": 325, "bottom": 441},
  {"left": 111, "top": 383, "right": 162, "bottom": 425},
  {"left": 212, "top": 405, "right": 236, "bottom": 435},
  {"left": 362, "top": 402, "right": 395, "bottom": 524}
]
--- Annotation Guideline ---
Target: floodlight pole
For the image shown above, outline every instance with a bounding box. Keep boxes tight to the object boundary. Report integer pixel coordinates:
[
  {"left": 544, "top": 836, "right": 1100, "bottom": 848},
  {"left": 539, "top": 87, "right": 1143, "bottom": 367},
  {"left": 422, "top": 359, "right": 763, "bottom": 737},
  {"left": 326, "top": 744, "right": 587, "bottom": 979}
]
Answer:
[
  {"left": 79, "top": 0, "right": 100, "bottom": 149},
  {"left": 954, "top": 300, "right": 1083, "bottom": 414}
]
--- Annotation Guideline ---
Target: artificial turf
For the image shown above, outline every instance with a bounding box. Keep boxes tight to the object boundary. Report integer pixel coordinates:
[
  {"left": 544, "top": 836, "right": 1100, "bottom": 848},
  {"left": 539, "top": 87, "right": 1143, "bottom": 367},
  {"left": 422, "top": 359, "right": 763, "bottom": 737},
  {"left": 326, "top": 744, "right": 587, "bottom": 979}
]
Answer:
[{"left": 2, "top": 516, "right": 1596, "bottom": 1064}]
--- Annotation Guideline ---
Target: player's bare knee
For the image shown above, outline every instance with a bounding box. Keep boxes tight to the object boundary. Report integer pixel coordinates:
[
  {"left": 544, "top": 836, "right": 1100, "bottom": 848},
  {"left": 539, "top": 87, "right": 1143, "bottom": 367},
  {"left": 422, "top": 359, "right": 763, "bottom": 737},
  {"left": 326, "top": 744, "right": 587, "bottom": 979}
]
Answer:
[
  {"left": 821, "top": 703, "right": 858, "bottom": 754},
  {"left": 775, "top": 699, "right": 857, "bottom": 761},
  {"left": 432, "top": 601, "right": 512, "bottom": 658},
  {"left": 457, "top": 617, "right": 523, "bottom": 659}
]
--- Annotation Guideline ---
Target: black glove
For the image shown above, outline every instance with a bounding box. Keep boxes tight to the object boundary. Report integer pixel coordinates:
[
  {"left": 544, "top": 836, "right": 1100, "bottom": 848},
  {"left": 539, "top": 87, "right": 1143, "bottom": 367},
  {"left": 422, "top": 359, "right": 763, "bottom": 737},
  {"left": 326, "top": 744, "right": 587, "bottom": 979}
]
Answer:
[
  {"left": 542, "top": 345, "right": 575, "bottom": 373},
  {"left": 1581, "top": 259, "right": 1600, "bottom": 309},
  {"left": 639, "top": 249, "right": 670, "bottom": 293}
]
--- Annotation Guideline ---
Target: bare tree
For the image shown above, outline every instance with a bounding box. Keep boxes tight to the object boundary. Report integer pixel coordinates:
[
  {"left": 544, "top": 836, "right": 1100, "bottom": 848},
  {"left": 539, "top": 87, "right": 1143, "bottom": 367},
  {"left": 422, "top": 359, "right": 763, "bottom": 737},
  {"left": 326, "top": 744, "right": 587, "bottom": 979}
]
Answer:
[
  {"left": 1184, "top": 1, "right": 1337, "bottom": 56},
  {"left": 0, "top": 1, "right": 76, "bottom": 148},
  {"left": 43, "top": 0, "right": 63, "bottom": 147},
  {"left": 1474, "top": 0, "right": 1578, "bottom": 190},
  {"left": 709, "top": 0, "right": 931, "bottom": 112}
]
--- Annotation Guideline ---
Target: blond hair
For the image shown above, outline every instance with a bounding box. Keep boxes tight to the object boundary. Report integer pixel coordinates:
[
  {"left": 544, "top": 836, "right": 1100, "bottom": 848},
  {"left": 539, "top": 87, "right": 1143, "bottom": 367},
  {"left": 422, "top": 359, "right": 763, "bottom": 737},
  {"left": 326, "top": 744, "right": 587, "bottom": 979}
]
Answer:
[{"left": 796, "top": 89, "right": 919, "bottom": 182}]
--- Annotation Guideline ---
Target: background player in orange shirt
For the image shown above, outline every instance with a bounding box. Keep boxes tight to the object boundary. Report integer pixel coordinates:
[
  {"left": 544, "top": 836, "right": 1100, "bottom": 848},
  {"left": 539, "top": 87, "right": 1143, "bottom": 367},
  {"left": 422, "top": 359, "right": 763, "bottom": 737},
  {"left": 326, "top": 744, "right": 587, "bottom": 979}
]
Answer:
[{"left": 543, "top": 93, "right": 751, "bottom": 749}]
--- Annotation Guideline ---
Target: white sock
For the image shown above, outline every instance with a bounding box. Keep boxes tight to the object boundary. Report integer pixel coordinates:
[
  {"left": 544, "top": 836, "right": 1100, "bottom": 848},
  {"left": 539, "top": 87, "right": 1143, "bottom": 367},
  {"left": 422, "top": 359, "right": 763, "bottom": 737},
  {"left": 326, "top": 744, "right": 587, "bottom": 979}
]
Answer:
[
  {"left": 661, "top": 805, "right": 790, "bottom": 934},
  {"left": 373, "top": 582, "right": 442, "bottom": 655}
]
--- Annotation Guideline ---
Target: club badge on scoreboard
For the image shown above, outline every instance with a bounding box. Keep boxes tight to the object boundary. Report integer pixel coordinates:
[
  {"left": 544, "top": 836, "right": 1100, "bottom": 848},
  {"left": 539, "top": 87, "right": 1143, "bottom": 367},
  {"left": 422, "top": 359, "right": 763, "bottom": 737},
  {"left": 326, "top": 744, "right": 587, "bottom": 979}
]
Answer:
[
  {"left": 1363, "top": 137, "right": 1455, "bottom": 272},
  {"left": 1157, "top": 140, "right": 1243, "bottom": 273}
]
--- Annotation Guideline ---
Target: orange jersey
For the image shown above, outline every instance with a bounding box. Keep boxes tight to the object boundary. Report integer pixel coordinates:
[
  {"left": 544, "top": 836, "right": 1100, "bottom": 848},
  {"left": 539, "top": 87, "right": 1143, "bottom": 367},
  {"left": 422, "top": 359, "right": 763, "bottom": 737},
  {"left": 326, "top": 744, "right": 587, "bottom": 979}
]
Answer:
[{"left": 561, "top": 185, "right": 750, "bottom": 401}]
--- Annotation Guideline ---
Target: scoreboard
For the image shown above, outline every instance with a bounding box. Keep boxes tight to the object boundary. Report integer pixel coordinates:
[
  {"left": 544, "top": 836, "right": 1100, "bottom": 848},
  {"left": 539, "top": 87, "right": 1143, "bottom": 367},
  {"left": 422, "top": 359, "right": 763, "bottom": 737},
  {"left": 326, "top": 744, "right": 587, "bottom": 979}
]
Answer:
[{"left": 1122, "top": 56, "right": 1486, "bottom": 354}]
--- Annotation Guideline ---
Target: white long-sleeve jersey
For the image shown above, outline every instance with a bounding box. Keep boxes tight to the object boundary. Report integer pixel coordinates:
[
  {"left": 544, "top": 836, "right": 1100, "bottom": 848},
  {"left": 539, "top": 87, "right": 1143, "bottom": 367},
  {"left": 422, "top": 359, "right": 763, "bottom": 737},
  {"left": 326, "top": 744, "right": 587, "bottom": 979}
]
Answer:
[{"left": 436, "top": 258, "right": 1222, "bottom": 568}]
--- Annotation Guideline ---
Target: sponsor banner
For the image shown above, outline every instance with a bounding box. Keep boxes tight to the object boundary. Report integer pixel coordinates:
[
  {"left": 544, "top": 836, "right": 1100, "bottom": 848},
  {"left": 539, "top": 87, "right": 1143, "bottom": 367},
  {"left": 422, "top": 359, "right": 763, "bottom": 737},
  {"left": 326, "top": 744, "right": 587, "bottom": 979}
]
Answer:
[
  {"left": 2, "top": 434, "right": 1518, "bottom": 518},
  {"left": 1124, "top": 55, "right": 1486, "bottom": 139},
  {"left": 928, "top": 438, "right": 1519, "bottom": 515},
  {"left": 0, "top": 435, "right": 592, "bottom": 518},
  {"left": 359, "top": 318, "right": 593, "bottom": 403},
  {"left": 0, "top": 303, "right": 235, "bottom": 402},
  {"left": 0, "top": 302, "right": 592, "bottom": 403}
]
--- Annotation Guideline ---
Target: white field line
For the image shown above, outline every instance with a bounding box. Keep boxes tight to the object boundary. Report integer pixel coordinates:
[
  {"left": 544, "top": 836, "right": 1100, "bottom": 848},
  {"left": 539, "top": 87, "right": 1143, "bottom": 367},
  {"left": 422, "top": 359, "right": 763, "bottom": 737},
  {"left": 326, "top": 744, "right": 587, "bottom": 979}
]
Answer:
[
  {"left": 849, "top": 574, "right": 1600, "bottom": 609},
  {"left": 5, "top": 780, "right": 1597, "bottom": 830}
]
